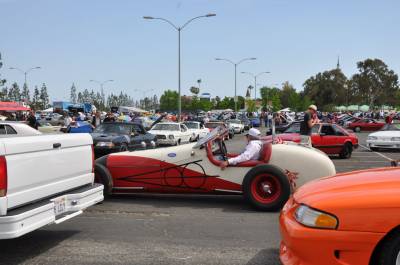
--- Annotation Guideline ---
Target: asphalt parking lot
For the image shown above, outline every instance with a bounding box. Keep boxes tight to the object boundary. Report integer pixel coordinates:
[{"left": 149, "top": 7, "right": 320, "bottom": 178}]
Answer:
[{"left": 1, "top": 130, "right": 399, "bottom": 265}]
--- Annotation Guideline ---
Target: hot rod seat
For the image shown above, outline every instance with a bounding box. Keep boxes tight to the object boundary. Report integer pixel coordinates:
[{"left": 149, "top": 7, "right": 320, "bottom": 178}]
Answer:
[{"left": 232, "top": 142, "right": 272, "bottom": 167}]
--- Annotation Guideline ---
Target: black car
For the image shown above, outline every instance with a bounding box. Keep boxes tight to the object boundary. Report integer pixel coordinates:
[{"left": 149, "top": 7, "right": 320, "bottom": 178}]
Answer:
[
  {"left": 266, "top": 120, "right": 293, "bottom": 135},
  {"left": 91, "top": 122, "right": 157, "bottom": 158},
  {"left": 238, "top": 117, "right": 252, "bottom": 130}
]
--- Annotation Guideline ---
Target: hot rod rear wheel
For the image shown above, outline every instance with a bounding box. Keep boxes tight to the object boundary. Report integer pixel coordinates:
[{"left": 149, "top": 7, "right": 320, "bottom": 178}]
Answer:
[{"left": 243, "top": 165, "right": 291, "bottom": 211}]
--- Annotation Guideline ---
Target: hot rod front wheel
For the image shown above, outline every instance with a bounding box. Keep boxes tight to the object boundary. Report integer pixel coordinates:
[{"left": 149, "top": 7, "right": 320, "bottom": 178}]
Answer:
[{"left": 243, "top": 165, "right": 291, "bottom": 211}]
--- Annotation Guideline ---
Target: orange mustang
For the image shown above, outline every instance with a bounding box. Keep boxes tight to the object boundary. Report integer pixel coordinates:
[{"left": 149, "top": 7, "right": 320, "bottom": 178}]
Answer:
[{"left": 280, "top": 167, "right": 400, "bottom": 265}]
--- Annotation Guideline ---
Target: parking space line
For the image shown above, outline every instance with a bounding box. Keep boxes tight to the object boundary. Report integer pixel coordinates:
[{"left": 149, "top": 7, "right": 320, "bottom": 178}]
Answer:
[{"left": 359, "top": 144, "right": 394, "bottom": 162}]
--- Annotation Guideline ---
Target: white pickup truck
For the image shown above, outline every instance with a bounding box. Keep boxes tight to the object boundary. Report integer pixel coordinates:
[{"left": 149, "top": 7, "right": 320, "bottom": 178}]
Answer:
[{"left": 0, "top": 133, "right": 103, "bottom": 239}]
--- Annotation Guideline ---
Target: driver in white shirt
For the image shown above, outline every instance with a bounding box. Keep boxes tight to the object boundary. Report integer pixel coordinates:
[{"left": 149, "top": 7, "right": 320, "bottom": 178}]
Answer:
[{"left": 220, "top": 128, "right": 262, "bottom": 169}]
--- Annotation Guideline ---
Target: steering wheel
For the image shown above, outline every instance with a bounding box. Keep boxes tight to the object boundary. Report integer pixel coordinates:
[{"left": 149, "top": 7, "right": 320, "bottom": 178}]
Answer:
[{"left": 220, "top": 140, "right": 228, "bottom": 161}]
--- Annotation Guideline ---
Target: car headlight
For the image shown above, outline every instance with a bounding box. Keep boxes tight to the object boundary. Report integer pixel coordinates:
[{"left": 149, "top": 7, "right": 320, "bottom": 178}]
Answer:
[
  {"left": 294, "top": 205, "right": 338, "bottom": 229},
  {"left": 367, "top": 136, "right": 378, "bottom": 140},
  {"left": 168, "top": 135, "right": 174, "bottom": 139},
  {"left": 392, "top": 137, "right": 400, "bottom": 141},
  {"left": 96, "top": 142, "right": 115, "bottom": 148}
]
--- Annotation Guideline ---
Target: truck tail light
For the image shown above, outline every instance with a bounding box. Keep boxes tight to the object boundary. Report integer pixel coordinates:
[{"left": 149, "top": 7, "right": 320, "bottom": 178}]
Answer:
[
  {"left": 0, "top": 156, "right": 7, "bottom": 197},
  {"left": 91, "top": 145, "right": 95, "bottom": 173}
]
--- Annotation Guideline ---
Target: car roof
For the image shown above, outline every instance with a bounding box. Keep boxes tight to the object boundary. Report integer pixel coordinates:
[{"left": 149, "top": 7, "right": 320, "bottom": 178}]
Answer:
[
  {"left": 102, "top": 122, "right": 142, "bottom": 126},
  {"left": 155, "top": 122, "right": 180, "bottom": 125}
]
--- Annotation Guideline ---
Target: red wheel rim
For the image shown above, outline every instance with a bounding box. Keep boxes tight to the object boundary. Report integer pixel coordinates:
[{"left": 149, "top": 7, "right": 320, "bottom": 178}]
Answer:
[{"left": 251, "top": 174, "right": 282, "bottom": 203}]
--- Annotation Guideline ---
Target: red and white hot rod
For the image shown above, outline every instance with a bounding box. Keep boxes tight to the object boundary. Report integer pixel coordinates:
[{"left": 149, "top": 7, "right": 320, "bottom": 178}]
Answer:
[{"left": 95, "top": 127, "right": 335, "bottom": 211}]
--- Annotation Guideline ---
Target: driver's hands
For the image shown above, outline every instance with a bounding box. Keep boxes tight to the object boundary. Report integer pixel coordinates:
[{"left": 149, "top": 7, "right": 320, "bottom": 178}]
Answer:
[{"left": 220, "top": 161, "right": 229, "bottom": 170}]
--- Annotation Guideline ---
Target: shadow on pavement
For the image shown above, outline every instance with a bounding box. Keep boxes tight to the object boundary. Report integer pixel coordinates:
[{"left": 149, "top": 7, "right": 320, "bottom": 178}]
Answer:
[
  {"left": 101, "top": 194, "right": 273, "bottom": 214},
  {"left": 246, "top": 248, "right": 281, "bottom": 265},
  {"left": 0, "top": 230, "right": 79, "bottom": 265}
]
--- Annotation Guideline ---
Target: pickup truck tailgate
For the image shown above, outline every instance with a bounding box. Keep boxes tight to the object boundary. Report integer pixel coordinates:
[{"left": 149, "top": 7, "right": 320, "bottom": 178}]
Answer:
[{"left": 1, "top": 134, "right": 94, "bottom": 211}]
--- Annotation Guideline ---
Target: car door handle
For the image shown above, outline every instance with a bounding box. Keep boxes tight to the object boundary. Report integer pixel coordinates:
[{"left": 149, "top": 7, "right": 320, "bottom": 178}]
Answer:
[{"left": 53, "top": 143, "right": 61, "bottom": 148}]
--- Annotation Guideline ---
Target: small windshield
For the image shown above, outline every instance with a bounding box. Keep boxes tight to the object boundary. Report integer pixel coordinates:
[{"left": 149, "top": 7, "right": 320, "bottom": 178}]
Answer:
[
  {"left": 94, "top": 123, "right": 131, "bottom": 134},
  {"left": 228, "top": 119, "right": 241, "bottom": 124},
  {"left": 183, "top": 122, "right": 199, "bottom": 129},
  {"left": 193, "top": 126, "right": 226, "bottom": 149},
  {"left": 152, "top": 123, "right": 180, "bottom": 131},
  {"left": 381, "top": 123, "right": 400, "bottom": 131}
]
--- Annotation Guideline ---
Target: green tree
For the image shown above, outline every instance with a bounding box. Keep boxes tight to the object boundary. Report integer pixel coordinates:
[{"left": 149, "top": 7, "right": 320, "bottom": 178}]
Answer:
[
  {"left": 260, "top": 86, "right": 281, "bottom": 111},
  {"left": 70, "top": 83, "right": 77, "bottom": 103},
  {"left": 198, "top": 100, "right": 213, "bottom": 111},
  {"left": 159, "top": 90, "right": 179, "bottom": 111},
  {"left": 32, "top": 86, "right": 40, "bottom": 110},
  {"left": 0, "top": 87, "right": 8, "bottom": 101},
  {"left": 349, "top": 58, "right": 399, "bottom": 107},
  {"left": 39, "top": 83, "right": 50, "bottom": 109},
  {"left": 0, "top": 52, "right": 6, "bottom": 88},
  {"left": 8, "top": 82, "right": 21, "bottom": 102},
  {"left": 218, "top": 97, "right": 232, "bottom": 109},
  {"left": 303, "top": 68, "right": 347, "bottom": 110},
  {"left": 246, "top": 99, "right": 256, "bottom": 113},
  {"left": 21, "top": 83, "right": 30, "bottom": 103}
]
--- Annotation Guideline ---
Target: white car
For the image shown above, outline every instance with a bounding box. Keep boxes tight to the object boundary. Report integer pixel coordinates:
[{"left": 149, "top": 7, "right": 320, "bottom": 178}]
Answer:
[
  {"left": 149, "top": 122, "right": 192, "bottom": 146},
  {"left": 366, "top": 123, "right": 400, "bottom": 151},
  {"left": 227, "top": 119, "right": 245, "bottom": 134},
  {"left": 38, "top": 122, "right": 62, "bottom": 134},
  {"left": 0, "top": 122, "right": 42, "bottom": 136},
  {"left": 183, "top": 121, "right": 209, "bottom": 141}
]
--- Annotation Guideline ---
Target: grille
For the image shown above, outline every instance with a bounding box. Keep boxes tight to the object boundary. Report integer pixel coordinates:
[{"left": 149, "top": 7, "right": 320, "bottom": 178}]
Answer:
[{"left": 156, "top": 135, "right": 166, "bottom": 139}]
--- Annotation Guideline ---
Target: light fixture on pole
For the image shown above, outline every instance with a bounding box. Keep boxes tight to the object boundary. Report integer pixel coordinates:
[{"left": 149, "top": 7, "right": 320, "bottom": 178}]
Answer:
[
  {"left": 89, "top": 79, "right": 114, "bottom": 99},
  {"left": 144, "top": 14, "right": 216, "bottom": 121},
  {"left": 215, "top": 57, "right": 256, "bottom": 112},
  {"left": 9, "top": 66, "right": 41, "bottom": 86},
  {"left": 241, "top": 71, "right": 270, "bottom": 100}
]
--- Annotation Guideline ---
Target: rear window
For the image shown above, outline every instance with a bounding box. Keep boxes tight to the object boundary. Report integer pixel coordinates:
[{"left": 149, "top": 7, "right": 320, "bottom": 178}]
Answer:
[{"left": 5, "top": 125, "right": 17, "bottom": 134}]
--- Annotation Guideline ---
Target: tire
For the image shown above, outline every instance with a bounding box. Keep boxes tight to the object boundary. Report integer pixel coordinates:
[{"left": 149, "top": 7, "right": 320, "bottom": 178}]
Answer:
[
  {"left": 354, "top": 127, "right": 361, "bottom": 132},
  {"left": 242, "top": 164, "right": 291, "bottom": 211},
  {"left": 94, "top": 163, "right": 113, "bottom": 198},
  {"left": 377, "top": 230, "right": 400, "bottom": 265},
  {"left": 371, "top": 147, "right": 379, "bottom": 152},
  {"left": 339, "top": 143, "right": 353, "bottom": 159}
]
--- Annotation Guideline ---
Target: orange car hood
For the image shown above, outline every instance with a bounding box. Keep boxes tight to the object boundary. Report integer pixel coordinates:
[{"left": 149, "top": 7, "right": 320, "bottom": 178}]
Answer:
[{"left": 294, "top": 167, "right": 400, "bottom": 232}]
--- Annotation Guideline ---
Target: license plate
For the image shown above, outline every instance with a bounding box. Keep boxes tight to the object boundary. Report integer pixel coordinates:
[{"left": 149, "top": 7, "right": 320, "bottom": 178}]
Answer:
[{"left": 53, "top": 196, "right": 67, "bottom": 215}]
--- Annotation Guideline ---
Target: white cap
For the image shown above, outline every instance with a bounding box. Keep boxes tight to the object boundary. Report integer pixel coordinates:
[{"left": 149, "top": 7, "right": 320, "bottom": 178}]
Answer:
[
  {"left": 246, "top": 128, "right": 261, "bottom": 138},
  {"left": 308, "top": 104, "right": 317, "bottom": 111}
]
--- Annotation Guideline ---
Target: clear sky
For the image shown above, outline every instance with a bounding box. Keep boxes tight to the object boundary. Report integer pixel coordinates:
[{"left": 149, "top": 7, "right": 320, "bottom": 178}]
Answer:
[{"left": 1, "top": 0, "right": 399, "bottom": 102}]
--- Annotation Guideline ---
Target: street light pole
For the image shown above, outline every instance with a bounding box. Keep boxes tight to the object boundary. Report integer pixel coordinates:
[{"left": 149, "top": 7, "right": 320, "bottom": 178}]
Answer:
[
  {"left": 241, "top": 71, "right": 270, "bottom": 100},
  {"left": 215, "top": 57, "right": 256, "bottom": 112},
  {"left": 89, "top": 79, "right": 114, "bottom": 99},
  {"left": 9, "top": 66, "right": 41, "bottom": 87},
  {"left": 144, "top": 14, "right": 216, "bottom": 122}
]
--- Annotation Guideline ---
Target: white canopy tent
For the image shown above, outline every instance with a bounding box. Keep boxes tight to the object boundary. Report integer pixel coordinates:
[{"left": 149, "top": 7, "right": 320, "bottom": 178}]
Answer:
[
  {"left": 119, "top": 106, "right": 147, "bottom": 113},
  {"left": 42, "top": 107, "right": 54, "bottom": 113}
]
